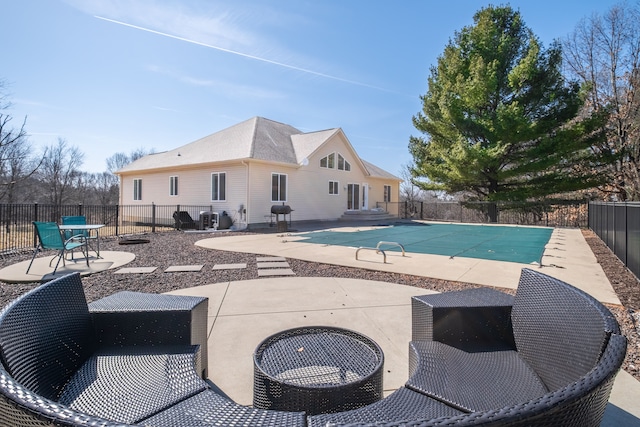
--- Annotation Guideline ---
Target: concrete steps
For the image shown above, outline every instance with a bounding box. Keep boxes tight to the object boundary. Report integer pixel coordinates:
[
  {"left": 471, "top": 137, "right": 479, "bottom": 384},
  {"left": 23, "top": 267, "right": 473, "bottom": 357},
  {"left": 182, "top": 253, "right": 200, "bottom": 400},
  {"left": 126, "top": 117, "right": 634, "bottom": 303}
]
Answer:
[{"left": 339, "top": 210, "right": 396, "bottom": 222}]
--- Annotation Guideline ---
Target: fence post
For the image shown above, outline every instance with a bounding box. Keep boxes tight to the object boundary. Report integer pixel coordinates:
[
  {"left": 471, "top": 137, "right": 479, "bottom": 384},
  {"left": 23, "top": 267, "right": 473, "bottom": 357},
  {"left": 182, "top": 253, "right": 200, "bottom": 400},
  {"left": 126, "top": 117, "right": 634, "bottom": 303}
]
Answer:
[
  {"left": 625, "top": 203, "right": 629, "bottom": 273},
  {"left": 115, "top": 205, "right": 120, "bottom": 236},
  {"left": 545, "top": 205, "right": 549, "bottom": 227},
  {"left": 152, "top": 203, "right": 156, "bottom": 233},
  {"left": 78, "top": 204, "right": 83, "bottom": 216},
  {"left": 32, "top": 203, "right": 39, "bottom": 247},
  {"left": 420, "top": 201, "right": 424, "bottom": 220}
]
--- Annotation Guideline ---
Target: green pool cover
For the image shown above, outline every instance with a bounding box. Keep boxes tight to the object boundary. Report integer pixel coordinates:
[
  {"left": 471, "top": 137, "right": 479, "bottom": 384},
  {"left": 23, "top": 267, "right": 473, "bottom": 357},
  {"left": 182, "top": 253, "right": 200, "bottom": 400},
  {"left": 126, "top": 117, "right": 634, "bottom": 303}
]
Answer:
[{"left": 296, "top": 223, "right": 553, "bottom": 264}]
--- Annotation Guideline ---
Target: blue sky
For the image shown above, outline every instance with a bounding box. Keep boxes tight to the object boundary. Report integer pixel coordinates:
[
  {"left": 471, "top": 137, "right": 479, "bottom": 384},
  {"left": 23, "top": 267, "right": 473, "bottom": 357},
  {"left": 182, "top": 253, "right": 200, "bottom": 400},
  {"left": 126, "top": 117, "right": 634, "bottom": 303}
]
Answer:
[{"left": 2, "top": 0, "right": 622, "bottom": 176}]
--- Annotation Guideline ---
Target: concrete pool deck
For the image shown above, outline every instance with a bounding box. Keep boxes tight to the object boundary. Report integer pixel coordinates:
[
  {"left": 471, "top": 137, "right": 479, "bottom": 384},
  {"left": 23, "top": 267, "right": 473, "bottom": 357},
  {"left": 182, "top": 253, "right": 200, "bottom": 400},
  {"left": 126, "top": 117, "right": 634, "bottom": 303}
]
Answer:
[
  {"left": 186, "top": 223, "right": 638, "bottom": 424},
  {"left": 168, "top": 276, "right": 639, "bottom": 426},
  {"left": 195, "top": 225, "right": 621, "bottom": 305}
]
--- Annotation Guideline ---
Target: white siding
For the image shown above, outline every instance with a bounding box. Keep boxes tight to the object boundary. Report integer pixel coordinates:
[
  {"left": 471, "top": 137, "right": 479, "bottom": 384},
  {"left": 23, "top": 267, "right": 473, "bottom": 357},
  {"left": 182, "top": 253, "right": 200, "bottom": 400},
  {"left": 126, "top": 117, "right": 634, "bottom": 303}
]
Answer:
[
  {"left": 246, "top": 134, "right": 387, "bottom": 224},
  {"left": 119, "top": 135, "right": 401, "bottom": 227},
  {"left": 246, "top": 162, "right": 293, "bottom": 224},
  {"left": 366, "top": 178, "right": 401, "bottom": 215},
  {"left": 119, "top": 163, "right": 249, "bottom": 225}
]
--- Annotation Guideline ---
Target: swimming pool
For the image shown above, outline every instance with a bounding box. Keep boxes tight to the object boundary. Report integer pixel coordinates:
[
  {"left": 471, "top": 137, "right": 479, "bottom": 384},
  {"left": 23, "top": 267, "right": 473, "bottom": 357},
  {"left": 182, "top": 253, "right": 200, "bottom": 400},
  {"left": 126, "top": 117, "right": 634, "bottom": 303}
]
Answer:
[{"left": 295, "top": 223, "right": 553, "bottom": 264}]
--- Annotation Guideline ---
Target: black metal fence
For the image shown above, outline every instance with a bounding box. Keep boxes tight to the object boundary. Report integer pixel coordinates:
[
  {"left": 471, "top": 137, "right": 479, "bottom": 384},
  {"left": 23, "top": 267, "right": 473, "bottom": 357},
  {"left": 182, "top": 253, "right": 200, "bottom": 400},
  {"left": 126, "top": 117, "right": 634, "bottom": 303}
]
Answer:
[
  {"left": 1, "top": 200, "right": 593, "bottom": 258},
  {"left": 589, "top": 201, "right": 640, "bottom": 280},
  {"left": 377, "top": 200, "right": 588, "bottom": 228},
  {"left": 0, "top": 204, "right": 217, "bottom": 257}
]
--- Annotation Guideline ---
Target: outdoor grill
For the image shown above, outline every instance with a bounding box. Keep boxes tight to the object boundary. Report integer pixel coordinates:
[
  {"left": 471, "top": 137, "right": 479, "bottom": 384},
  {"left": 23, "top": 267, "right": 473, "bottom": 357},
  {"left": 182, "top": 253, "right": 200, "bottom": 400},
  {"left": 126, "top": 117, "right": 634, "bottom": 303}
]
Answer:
[
  {"left": 271, "top": 205, "right": 292, "bottom": 215},
  {"left": 271, "top": 205, "right": 293, "bottom": 231}
]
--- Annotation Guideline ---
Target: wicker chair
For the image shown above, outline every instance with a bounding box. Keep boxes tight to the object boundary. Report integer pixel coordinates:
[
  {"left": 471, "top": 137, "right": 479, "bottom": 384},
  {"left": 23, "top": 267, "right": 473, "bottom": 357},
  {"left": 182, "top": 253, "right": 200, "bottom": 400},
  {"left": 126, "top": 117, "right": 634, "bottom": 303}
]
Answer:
[
  {"left": 0, "top": 273, "right": 305, "bottom": 427},
  {"left": 314, "top": 269, "right": 627, "bottom": 427}
]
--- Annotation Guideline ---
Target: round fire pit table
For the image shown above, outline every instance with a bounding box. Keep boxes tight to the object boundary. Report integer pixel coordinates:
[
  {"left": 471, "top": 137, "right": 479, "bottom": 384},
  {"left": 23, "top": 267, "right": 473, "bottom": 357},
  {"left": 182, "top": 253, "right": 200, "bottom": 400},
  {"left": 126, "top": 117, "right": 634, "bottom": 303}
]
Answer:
[{"left": 253, "top": 326, "right": 384, "bottom": 415}]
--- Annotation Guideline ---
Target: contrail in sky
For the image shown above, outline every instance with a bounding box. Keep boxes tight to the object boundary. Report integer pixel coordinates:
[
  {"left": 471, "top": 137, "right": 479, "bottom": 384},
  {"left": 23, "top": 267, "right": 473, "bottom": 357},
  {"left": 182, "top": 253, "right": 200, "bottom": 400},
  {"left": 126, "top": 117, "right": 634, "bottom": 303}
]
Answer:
[{"left": 95, "top": 15, "right": 394, "bottom": 93}]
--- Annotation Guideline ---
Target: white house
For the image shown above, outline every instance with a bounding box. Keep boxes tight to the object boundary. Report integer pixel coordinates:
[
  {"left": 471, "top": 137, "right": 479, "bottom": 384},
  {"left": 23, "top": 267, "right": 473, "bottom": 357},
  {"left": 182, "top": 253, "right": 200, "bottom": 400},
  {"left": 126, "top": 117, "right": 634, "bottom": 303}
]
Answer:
[{"left": 116, "top": 117, "right": 401, "bottom": 228}]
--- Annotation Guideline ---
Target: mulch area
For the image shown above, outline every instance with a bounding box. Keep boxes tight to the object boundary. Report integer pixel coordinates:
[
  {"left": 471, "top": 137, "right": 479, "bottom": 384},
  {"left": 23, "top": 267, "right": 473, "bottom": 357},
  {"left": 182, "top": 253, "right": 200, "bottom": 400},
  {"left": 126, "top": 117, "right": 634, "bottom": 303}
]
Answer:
[
  {"left": 0, "top": 228, "right": 637, "bottom": 381},
  {"left": 581, "top": 229, "right": 639, "bottom": 380}
]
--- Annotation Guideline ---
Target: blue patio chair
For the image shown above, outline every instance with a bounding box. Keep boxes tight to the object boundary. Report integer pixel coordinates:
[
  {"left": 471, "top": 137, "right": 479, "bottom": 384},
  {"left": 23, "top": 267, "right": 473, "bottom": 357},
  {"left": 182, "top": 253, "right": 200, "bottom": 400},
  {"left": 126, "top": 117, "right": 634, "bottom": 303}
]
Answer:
[
  {"left": 26, "top": 221, "right": 88, "bottom": 274},
  {"left": 61, "top": 216, "right": 95, "bottom": 258},
  {"left": 61, "top": 216, "right": 88, "bottom": 240}
]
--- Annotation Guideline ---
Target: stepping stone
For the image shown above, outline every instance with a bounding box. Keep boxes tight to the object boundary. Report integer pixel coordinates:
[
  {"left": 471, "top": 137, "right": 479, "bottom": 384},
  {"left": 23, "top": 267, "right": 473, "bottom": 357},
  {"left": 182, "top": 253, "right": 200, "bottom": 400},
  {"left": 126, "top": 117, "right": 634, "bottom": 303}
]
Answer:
[
  {"left": 164, "top": 265, "right": 204, "bottom": 272},
  {"left": 115, "top": 267, "right": 157, "bottom": 274},
  {"left": 212, "top": 263, "right": 247, "bottom": 270},
  {"left": 257, "top": 262, "right": 290, "bottom": 269},
  {"left": 257, "top": 269, "right": 295, "bottom": 277},
  {"left": 256, "top": 256, "right": 286, "bottom": 262}
]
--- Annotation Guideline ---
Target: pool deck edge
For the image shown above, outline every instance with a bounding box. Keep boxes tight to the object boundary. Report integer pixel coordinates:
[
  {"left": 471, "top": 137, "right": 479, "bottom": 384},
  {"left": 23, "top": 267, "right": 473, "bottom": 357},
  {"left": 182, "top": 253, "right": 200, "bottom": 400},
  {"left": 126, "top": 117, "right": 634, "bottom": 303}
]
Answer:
[{"left": 195, "top": 226, "right": 621, "bottom": 305}]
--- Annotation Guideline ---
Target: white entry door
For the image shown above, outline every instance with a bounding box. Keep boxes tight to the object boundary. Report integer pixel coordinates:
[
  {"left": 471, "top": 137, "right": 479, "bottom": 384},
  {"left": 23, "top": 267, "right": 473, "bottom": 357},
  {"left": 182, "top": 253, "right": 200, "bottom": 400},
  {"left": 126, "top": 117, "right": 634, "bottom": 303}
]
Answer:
[{"left": 347, "top": 184, "right": 360, "bottom": 210}]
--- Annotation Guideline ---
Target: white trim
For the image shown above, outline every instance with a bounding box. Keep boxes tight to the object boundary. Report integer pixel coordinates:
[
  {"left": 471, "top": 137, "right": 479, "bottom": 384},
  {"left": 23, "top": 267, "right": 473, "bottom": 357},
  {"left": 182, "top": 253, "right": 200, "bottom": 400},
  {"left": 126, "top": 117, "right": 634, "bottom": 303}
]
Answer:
[
  {"left": 362, "top": 182, "right": 369, "bottom": 210},
  {"left": 133, "top": 178, "right": 142, "bottom": 201},
  {"left": 271, "top": 172, "right": 288, "bottom": 202},
  {"left": 329, "top": 180, "right": 339, "bottom": 195},
  {"left": 211, "top": 171, "right": 227, "bottom": 201},
  {"left": 320, "top": 151, "right": 352, "bottom": 172},
  {"left": 347, "top": 183, "right": 360, "bottom": 211},
  {"left": 384, "top": 184, "right": 392, "bottom": 202},
  {"left": 169, "top": 175, "right": 179, "bottom": 196}
]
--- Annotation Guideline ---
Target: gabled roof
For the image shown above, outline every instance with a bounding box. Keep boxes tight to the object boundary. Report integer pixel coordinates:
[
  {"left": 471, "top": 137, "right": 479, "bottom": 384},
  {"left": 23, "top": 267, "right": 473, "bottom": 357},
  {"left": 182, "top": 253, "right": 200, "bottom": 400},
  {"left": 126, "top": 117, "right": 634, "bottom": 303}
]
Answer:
[
  {"left": 361, "top": 159, "right": 400, "bottom": 179},
  {"left": 117, "top": 117, "right": 302, "bottom": 173},
  {"left": 116, "top": 116, "right": 399, "bottom": 181},
  {"left": 290, "top": 129, "right": 339, "bottom": 164}
]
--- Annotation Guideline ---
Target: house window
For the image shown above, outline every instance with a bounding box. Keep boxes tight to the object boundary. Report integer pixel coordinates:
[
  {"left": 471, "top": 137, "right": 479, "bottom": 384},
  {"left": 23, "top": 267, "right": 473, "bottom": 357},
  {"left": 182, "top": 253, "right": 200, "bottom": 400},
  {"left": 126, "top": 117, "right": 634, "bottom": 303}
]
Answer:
[
  {"left": 384, "top": 185, "right": 392, "bottom": 202},
  {"left": 272, "top": 173, "right": 287, "bottom": 202},
  {"left": 329, "top": 180, "right": 339, "bottom": 195},
  {"left": 133, "top": 179, "right": 142, "bottom": 201},
  {"left": 337, "top": 154, "right": 350, "bottom": 171},
  {"left": 320, "top": 153, "right": 337, "bottom": 169},
  {"left": 211, "top": 172, "right": 226, "bottom": 201},
  {"left": 169, "top": 176, "right": 178, "bottom": 196}
]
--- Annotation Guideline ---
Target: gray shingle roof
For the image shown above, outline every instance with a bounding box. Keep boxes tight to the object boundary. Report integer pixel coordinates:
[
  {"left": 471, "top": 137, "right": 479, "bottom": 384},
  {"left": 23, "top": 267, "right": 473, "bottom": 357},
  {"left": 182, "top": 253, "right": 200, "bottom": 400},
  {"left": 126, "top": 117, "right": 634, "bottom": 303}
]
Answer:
[
  {"left": 117, "top": 117, "right": 301, "bottom": 173},
  {"left": 290, "top": 129, "right": 339, "bottom": 164},
  {"left": 361, "top": 159, "right": 400, "bottom": 179},
  {"left": 116, "top": 117, "right": 399, "bottom": 181}
]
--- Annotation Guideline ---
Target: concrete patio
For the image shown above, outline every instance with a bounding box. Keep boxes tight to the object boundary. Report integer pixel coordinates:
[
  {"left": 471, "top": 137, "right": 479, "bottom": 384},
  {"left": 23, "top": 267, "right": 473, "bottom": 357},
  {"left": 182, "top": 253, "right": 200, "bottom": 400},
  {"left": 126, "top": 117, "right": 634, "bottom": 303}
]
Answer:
[
  {"left": 0, "top": 251, "right": 135, "bottom": 283},
  {"left": 168, "top": 276, "right": 640, "bottom": 426}
]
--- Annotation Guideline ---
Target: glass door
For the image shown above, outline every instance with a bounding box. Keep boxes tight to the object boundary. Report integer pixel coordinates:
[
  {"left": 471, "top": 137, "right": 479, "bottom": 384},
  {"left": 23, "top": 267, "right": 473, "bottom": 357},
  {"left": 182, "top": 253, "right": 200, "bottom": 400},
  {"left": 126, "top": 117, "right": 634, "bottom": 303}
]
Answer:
[{"left": 347, "top": 183, "right": 360, "bottom": 210}]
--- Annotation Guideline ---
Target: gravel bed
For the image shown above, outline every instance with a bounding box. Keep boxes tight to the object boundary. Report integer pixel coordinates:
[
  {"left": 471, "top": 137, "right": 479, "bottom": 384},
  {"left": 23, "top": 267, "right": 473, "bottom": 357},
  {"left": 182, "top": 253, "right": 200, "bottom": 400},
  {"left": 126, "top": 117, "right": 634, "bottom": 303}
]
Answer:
[{"left": 0, "top": 229, "right": 637, "bottom": 382}]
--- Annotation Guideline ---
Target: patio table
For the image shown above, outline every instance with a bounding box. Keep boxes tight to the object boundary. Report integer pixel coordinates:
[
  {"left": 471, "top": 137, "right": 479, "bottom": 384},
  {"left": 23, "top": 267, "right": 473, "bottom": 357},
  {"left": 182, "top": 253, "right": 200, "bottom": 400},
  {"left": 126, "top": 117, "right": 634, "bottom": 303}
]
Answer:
[
  {"left": 58, "top": 223, "right": 105, "bottom": 258},
  {"left": 253, "top": 326, "right": 384, "bottom": 415}
]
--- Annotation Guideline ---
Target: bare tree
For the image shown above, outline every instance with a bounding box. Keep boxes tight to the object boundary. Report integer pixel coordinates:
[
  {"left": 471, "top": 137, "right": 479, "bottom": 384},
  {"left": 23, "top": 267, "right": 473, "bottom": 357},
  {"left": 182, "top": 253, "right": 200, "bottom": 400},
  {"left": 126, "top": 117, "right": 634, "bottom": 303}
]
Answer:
[
  {"left": 86, "top": 171, "right": 119, "bottom": 205},
  {"left": 106, "top": 152, "right": 131, "bottom": 175},
  {"left": 105, "top": 147, "right": 154, "bottom": 197},
  {"left": 564, "top": 3, "right": 640, "bottom": 200},
  {"left": 106, "top": 148, "right": 154, "bottom": 174},
  {"left": 38, "top": 138, "right": 85, "bottom": 207},
  {"left": 0, "top": 81, "right": 42, "bottom": 204},
  {"left": 400, "top": 164, "right": 425, "bottom": 202}
]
